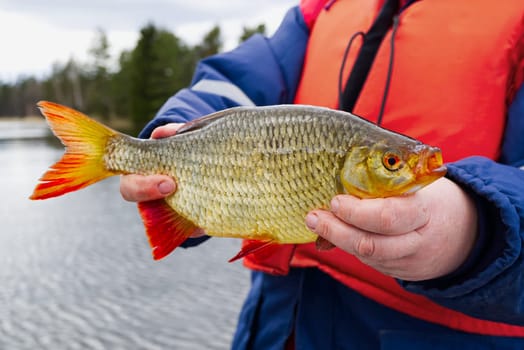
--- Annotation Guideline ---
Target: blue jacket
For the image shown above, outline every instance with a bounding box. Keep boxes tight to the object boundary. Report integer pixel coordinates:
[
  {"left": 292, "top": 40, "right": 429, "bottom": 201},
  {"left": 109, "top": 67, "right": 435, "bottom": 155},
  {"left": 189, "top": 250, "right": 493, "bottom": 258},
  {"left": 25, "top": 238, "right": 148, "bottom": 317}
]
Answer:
[{"left": 140, "top": 6, "right": 524, "bottom": 350}]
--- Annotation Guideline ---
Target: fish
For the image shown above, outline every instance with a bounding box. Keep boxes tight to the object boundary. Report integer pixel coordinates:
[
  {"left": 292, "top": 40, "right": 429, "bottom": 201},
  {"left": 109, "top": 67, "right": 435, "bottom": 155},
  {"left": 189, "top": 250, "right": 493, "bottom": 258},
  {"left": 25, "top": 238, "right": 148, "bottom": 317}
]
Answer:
[{"left": 30, "top": 101, "right": 447, "bottom": 261}]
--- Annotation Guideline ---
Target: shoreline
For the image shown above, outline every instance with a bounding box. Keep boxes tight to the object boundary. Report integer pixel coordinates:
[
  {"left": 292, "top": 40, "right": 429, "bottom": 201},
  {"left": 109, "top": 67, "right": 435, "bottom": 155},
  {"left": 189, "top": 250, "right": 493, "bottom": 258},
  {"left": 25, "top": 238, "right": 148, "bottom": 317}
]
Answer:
[
  {"left": 0, "top": 115, "right": 43, "bottom": 122},
  {"left": 0, "top": 117, "right": 50, "bottom": 140}
]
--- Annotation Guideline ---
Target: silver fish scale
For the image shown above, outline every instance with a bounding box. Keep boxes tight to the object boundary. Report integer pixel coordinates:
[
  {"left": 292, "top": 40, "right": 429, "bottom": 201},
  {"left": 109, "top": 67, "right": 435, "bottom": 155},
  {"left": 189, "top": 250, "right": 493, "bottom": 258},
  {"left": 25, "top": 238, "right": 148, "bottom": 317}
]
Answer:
[{"left": 105, "top": 106, "right": 360, "bottom": 243}]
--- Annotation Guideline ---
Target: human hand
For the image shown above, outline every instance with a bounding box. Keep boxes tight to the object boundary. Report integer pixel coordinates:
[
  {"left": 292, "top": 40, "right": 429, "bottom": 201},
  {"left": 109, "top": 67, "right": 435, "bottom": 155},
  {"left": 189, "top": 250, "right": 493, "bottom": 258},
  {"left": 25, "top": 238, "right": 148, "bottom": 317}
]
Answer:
[
  {"left": 305, "top": 177, "right": 478, "bottom": 281},
  {"left": 119, "top": 123, "right": 181, "bottom": 202}
]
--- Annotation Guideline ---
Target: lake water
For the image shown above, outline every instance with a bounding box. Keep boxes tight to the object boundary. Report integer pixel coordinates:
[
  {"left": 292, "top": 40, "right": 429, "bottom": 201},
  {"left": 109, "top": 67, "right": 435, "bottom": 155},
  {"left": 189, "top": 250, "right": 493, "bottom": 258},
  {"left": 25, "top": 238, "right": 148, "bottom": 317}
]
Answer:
[{"left": 0, "top": 132, "right": 251, "bottom": 349}]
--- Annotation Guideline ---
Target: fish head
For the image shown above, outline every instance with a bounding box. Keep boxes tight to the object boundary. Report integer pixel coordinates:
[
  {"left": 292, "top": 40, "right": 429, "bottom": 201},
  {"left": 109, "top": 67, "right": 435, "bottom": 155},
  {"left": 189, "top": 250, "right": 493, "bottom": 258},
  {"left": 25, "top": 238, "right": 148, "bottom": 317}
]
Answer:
[{"left": 339, "top": 141, "right": 447, "bottom": 198}]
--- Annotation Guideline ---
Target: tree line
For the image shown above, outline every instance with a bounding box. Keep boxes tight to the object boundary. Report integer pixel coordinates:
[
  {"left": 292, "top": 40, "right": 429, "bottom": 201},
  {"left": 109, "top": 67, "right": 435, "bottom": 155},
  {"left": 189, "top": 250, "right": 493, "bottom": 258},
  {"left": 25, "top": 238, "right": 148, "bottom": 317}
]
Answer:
[{"left": 0, "top": 23, "right": 266, "bottom": 134}]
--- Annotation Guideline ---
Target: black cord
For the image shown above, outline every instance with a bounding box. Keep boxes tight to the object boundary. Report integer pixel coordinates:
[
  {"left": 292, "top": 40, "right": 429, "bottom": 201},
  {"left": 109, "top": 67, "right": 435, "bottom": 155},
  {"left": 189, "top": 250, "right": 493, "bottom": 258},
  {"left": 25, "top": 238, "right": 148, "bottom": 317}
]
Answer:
[
  {"left": 339, "top": 0, "right": 399, "bottom": 113},
  {"left": 338, "top": 31, "right": 365, "bottom": 109},
  {"left": 376, "top": 15, "right": 400, "bottom": 126}
]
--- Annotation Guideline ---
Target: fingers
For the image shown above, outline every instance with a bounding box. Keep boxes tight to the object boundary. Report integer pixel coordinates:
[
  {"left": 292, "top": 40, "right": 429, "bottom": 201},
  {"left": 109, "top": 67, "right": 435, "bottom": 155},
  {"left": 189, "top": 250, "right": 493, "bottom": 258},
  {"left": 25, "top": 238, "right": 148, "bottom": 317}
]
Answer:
[
  {"left": 120, "top": 174, "right": 176, "bottom": 202},
  {"left": 304, "top": 193, "right": 428, "bottom": 262},
  {"left": 304, "top": 178, "right": 478, "bottom": 281},
  {"left": 151, "top": 123, "right": 183, "bottom": 139},
  {"left": 305, "top": 210, "right": 421, "bottom": 260},
  {"left": 329, "top": 194, "right": 430, "bottom": 235}
]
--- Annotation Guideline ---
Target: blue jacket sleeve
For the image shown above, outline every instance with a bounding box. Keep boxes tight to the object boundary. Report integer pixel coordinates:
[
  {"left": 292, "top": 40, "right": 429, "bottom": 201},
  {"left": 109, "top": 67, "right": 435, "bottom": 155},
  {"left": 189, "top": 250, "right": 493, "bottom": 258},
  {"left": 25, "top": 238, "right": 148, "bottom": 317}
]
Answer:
[
  {"left": 138, "top": 6, "right": 309, "bottom": 138},
  {"left": 401, "top": 84, "right": 524, "bottom": 325}
]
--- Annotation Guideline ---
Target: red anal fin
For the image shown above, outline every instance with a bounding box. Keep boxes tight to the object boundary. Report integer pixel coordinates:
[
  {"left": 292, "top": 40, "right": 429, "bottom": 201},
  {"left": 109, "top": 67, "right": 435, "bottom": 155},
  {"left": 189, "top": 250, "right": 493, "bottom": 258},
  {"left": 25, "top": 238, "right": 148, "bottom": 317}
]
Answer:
[
  {"left": 138, "top": 199, "right": 199, "bottom": 260},
  {"left": 229, "top": 239, "right": 280, "bottom": 263}
]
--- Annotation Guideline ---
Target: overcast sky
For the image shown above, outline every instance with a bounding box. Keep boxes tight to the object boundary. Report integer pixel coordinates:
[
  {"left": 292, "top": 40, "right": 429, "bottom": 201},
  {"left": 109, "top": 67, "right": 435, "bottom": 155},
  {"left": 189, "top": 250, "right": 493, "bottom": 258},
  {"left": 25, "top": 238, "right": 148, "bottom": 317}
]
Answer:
[{"left": 0, "top": 0, "right": 297, "bottom": 82}]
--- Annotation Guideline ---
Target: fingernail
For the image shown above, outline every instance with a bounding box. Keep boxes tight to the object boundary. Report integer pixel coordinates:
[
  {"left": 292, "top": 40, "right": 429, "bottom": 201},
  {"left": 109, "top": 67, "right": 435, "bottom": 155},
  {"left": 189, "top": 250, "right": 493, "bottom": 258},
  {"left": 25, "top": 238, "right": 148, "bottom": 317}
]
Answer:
[
  {"left": 158, "top": 181, "right": 175, "bottom": 195},
  {"left": 330, "top": 198, "right": 339, "bottom": 212},
  {"left": 305, "top": 213, "right": 318, "bottom": 230}
]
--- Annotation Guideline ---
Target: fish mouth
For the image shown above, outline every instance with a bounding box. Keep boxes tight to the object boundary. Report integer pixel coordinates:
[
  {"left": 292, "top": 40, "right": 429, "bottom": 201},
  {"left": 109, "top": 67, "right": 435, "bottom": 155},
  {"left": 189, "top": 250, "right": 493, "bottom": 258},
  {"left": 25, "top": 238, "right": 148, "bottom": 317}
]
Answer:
[
  {"left": 393, "top": 147, "right": 446, "bottom": 197},
  {"left": 416, "top": 147, "right": 447, "bottom": 180}
]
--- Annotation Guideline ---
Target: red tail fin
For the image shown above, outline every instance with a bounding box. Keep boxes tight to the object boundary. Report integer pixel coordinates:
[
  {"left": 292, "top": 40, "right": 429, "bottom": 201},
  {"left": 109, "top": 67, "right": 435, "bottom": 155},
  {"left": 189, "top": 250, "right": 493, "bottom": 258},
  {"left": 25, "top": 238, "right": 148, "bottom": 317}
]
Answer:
[{"left": 30, "top": 101, "right": 117, "bottom": 200}]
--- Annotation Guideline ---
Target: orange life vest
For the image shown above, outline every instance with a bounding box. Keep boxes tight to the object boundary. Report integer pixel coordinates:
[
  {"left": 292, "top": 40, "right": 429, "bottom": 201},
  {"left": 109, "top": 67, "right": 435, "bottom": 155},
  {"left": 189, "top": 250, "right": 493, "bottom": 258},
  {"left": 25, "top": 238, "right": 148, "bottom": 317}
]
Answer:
[{"left": 244, "top": 0, "right": 524, "bottom": 337}]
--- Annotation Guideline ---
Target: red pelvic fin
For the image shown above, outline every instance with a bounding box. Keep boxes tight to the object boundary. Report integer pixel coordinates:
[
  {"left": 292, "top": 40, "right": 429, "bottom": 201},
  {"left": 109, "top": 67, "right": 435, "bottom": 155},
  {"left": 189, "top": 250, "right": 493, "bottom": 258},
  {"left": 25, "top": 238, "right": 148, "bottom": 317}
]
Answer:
[
  {"left": 138, "top": 199, "right": 199, "bottom": 260},
  {"left": 228, "top": 239, "right": 279, "bottom": 263},
  {"left": 315, "top": 236, "right": 336, "bottom": 251}
]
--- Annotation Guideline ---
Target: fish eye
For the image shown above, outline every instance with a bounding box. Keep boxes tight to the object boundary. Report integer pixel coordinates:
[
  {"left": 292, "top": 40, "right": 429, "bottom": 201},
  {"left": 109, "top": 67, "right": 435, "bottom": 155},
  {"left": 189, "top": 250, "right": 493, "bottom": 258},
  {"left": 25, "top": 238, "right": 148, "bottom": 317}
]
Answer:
[{"left": 382, "top": 152, "right": 403, "bottom": 171}]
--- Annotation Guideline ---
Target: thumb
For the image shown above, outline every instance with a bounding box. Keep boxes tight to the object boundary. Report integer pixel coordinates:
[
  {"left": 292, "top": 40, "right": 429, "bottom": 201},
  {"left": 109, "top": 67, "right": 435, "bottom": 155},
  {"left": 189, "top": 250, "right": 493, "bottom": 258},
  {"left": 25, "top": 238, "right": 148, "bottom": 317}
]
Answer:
[
  {"left": 120, "top": 174, "right": 176, "bottom": 202},
  {"left": 151, "top": 123, "right": 183, "bottom": 139}
]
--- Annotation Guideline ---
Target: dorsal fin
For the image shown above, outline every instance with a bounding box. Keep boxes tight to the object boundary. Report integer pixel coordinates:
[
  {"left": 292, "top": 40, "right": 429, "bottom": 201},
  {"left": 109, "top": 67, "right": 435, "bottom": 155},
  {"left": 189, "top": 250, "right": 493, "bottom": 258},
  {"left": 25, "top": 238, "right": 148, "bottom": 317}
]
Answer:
[{"left": 177, "top": 108, "right": 234, "bottom": 134}]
